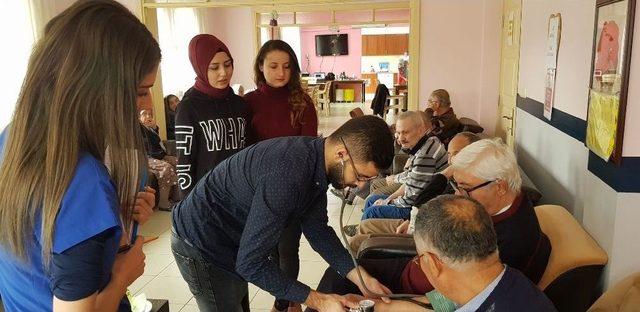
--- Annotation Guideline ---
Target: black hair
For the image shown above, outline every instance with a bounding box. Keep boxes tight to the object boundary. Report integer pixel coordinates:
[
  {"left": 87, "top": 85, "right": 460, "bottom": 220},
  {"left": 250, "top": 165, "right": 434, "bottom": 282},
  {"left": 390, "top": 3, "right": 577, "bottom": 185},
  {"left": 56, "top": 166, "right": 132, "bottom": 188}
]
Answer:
[{"left": 328, "top": 116, "right": 394, "bottom": 170}]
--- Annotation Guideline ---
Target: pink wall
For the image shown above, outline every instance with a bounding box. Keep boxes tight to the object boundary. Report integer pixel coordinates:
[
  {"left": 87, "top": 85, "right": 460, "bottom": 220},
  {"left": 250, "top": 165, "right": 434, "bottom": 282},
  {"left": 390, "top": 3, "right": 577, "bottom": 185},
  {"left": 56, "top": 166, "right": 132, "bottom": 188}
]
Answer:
[
  {"left": 203, "top": 7, "right": 257, "bottom": 89},
  {"left": 376, "top": 9, "right": 410, "bottom": 21},
  {"left": 300, "top": 27, "right": 362, "bottom": 77},
  {"left": 622, "top": 10, "right": 640, "bottom": 156},
  {"left": 418, "top": 0, "right": 501, "bottom": 135}
]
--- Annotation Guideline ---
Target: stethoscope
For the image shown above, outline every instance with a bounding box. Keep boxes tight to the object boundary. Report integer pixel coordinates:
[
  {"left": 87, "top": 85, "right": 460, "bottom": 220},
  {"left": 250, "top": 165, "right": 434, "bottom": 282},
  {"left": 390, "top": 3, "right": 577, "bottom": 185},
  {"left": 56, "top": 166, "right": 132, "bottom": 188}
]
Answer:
[{"left": 336, "top": 157, "right": 433, "bottom": 310}]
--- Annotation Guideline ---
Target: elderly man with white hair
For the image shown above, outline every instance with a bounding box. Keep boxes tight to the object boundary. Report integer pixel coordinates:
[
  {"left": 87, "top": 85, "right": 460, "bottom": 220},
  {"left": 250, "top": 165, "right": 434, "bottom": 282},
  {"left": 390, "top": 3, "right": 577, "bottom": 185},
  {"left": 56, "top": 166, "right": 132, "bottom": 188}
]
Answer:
[
  {"left": 399, "top": 138, "right": 551, "bottom": 294},
  {"left": 314, "top": 138, "right": 551, "bottom": 300}
]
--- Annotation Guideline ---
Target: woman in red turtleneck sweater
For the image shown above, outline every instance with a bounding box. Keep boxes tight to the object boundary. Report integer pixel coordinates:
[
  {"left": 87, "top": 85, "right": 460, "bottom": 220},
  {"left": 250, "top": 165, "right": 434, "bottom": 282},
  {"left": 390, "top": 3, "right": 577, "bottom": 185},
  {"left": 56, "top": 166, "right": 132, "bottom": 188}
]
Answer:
[
  {"left": 244, "top": 40, "right": 318, "bottom": 141},
  {"left": 244, "top": 40, "right": 318, "bottom": 312}
]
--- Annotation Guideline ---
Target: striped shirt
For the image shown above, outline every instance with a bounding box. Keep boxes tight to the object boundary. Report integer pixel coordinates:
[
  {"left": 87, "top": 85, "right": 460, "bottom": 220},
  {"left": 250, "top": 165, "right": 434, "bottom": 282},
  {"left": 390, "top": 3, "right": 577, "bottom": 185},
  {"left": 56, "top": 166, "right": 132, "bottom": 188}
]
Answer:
[{"left": 393, "top": 136, "right": 448, "bottom": 207}]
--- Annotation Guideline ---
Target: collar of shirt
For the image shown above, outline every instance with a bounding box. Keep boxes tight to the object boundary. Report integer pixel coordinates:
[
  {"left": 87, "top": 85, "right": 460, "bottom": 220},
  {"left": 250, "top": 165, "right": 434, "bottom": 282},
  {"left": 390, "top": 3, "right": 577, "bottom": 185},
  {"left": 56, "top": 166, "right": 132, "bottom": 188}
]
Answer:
[
  {"left": 493, "top": 204, "right": 511, "bottom": 216},
  {"left": 454, "top": 265, "right": 507, "bottom": 312},
  {"left": 312, "top": 138, "right": 329, "bottom": 190}
]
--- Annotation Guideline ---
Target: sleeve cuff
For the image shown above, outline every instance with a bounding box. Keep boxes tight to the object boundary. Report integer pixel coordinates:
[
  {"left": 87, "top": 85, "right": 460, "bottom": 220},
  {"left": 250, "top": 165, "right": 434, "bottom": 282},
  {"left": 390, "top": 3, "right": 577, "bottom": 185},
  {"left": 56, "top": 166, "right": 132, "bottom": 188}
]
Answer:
[
  {"left": 334, "top": 257, "right": 357, "bottom": 279},
  {"left": 286, "top": 281, "right": 312, "bottom": 304}
]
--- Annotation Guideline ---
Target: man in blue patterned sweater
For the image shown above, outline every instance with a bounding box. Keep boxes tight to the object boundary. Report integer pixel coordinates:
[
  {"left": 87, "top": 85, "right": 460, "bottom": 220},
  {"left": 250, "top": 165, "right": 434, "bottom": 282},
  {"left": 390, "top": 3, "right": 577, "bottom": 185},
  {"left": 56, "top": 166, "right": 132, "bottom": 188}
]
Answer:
[{"left": 171, "top": 116, "right": 396, "bottom": 312}]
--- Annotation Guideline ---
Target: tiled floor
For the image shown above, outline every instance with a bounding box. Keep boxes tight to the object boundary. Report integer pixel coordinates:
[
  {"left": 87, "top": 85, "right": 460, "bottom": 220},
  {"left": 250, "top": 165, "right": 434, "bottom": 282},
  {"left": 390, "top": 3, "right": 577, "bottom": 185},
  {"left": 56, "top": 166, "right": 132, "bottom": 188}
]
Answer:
[{"left": 134, "top": 102, "right": 397, "bottom": 312}]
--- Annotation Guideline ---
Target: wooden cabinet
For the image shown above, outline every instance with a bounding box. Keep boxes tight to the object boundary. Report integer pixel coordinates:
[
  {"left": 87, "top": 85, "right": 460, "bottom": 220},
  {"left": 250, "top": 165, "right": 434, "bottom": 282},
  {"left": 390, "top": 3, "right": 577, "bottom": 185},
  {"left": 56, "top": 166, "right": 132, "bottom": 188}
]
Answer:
[
  {"left": 362, "top": 34, "right": 409, "bottom": 56},
  {"left": 386, "top": 34, "right": 408, "bottom": 55}
]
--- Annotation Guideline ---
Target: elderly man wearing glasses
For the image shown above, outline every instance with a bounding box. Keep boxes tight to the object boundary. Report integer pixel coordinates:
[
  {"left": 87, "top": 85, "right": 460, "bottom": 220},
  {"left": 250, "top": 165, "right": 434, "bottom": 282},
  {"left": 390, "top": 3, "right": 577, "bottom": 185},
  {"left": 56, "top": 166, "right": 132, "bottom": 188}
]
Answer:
[{"left": 314, "top": 138, "right": 551, "bottom": 304}]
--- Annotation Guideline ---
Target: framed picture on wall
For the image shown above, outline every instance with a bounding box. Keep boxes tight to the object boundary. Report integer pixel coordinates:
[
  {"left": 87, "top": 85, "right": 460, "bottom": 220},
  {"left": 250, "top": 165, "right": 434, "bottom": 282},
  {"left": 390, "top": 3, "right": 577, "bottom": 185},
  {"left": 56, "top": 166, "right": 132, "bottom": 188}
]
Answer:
[{"left": 586, "top": 0, "right": 636, "bottom": 163}]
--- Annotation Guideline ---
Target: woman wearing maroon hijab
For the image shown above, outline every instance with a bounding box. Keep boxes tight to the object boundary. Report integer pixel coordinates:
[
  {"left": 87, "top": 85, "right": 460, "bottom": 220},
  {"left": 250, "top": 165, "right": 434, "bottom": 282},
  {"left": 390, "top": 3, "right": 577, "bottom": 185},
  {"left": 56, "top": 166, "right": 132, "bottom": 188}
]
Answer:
[{"left": 174, "top": 34, "right": 251, "bottom": 197}]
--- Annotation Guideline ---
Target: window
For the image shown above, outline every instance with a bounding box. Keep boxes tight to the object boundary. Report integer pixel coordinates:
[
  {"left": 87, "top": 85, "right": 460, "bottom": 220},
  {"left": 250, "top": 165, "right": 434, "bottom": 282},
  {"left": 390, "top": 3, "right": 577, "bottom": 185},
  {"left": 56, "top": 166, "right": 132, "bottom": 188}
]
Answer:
[
  {"left": 157, "top": 8, "right": 202, "bottom": 98},
  {"left": 260, "top": 27, "right": 302, "bottom": 69},
  {"left": 0, "top": 1, "right": 35, "bottom": 130}
]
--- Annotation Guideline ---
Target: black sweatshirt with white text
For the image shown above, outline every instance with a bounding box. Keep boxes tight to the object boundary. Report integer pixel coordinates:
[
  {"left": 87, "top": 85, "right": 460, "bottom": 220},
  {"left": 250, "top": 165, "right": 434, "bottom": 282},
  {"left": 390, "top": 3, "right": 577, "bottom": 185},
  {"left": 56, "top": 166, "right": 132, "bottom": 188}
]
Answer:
[{"left": 175, "top": 87, "right": 251, "bottom": 197}]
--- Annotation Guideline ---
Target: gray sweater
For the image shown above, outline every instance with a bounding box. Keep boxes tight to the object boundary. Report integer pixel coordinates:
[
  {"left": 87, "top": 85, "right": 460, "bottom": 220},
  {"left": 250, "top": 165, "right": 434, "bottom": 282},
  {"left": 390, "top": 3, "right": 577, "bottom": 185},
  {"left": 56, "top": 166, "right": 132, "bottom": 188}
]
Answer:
[{"left": 393, "top": 135, "right": 448, "bottom": 207}]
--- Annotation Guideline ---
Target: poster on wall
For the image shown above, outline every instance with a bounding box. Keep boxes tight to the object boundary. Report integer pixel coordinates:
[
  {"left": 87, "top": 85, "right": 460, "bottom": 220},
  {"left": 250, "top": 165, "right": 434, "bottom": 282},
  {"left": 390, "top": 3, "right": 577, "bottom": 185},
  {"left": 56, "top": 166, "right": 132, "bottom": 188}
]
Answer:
[
  {"left": 544, "top": 13, "right": 562, "bottom": 120},
  {"left": 585, "top": 0, "right": 634, "bottom": 163},
  {"left": 586, "top": 90, "right": 619, "bottom": 161}
]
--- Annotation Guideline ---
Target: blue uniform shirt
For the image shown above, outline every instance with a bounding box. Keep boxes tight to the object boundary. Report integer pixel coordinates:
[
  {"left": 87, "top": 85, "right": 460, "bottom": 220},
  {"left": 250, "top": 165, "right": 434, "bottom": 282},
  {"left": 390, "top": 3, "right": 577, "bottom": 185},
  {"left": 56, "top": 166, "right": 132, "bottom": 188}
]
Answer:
[
  {"left": 172, "top": 136, "right": 356, "bottom": 304},
  {"left": 0, "top": 130, "right": 123, "bottom": 311}
]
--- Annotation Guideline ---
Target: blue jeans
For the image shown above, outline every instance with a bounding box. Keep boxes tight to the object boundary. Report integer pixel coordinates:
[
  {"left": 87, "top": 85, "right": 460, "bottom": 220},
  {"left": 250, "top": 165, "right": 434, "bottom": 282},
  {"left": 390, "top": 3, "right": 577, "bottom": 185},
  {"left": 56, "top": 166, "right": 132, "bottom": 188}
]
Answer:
[
  {"left": 171, "top": 232, "right": 250, "bottom": 312},
  {"left": 362, "top": 194, "right": 411, "bottom": 220}
]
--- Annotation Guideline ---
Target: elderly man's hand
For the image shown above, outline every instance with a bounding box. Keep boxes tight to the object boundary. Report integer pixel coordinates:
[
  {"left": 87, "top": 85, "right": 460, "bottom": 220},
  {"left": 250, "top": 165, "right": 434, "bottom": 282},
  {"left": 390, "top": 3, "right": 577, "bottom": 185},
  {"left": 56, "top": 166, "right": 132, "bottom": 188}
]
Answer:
[
  {"left": 346, "top": 266, "right": 392, "bottom": 303},
  {"left": 373, "top": 198, "right": 390, "bottom": 206},
  {"left": 385, "top": 175, "right": 396, "bottom": 185}
]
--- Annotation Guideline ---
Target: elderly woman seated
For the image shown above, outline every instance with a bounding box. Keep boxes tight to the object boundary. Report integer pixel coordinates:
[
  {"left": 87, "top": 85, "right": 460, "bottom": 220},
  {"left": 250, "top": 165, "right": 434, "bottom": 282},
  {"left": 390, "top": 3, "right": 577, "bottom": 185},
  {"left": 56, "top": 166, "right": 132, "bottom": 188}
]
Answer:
[{"left": 139, "top": 109, "right": 179, "bottom": 210}]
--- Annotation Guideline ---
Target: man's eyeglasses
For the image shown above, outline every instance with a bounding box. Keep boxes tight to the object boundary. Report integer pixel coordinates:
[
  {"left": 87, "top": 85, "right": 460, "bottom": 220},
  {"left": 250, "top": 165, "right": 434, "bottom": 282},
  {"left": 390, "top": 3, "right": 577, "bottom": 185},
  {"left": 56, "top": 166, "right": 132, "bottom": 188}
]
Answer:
[
  {"left": 449, "top": 179, "right": 495, "bottom": 196},
  {"left": 340, "top": 137, "right": 377, "bottom": 183}
]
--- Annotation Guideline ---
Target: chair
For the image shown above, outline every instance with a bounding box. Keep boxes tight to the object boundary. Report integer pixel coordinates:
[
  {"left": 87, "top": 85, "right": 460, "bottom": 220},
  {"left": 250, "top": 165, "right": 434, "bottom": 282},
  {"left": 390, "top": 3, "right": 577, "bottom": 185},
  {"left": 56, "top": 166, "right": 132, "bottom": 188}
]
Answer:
[
  {"left": 357, "top": 205, "right": 607, "bottom": 312},
  {"left": 315, "top": 81, "right": 332, "bottom": 113},
  {"left": 588, "top": 272, "right": 640, "bottom": 311},
  {"left": 356, "top": 184, "right": 545, "bottom": 259},
  {"left": 349, "top": 107, "right": 364, "bottom": 118},
  {"left": 383, "top": 94, "right": 407, "bottom": 118},
  {"left": 458, "top": 117, "right": 484, "bottom": 133},
  {"left": 536, "top": 205, "right": 608, "bottom": 312}
]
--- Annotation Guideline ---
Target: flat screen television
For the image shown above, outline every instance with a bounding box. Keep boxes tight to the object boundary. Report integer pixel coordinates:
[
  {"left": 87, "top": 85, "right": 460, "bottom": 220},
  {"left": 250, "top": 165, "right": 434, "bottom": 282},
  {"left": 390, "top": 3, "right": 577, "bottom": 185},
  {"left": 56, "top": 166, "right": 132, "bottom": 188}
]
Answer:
[{"left": 315, "top": 34, "right": 348, "bottom": 56}]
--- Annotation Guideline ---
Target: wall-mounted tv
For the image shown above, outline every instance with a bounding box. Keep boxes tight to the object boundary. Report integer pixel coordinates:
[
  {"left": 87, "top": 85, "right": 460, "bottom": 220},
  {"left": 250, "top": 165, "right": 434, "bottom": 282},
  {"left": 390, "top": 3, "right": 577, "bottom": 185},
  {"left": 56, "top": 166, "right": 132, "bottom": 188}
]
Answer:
[{"left": 315, "top": 34, "right": 348, "bottom": 56}]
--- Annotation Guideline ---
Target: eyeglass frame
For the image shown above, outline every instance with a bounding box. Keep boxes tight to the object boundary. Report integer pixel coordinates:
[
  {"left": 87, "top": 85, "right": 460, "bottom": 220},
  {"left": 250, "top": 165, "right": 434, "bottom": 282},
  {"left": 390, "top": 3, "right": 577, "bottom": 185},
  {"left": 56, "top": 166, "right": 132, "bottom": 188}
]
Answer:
[
  {"left": 339, "top": 137, "right": 377, "bottom": 183},
  {"left": 449, "top": 179, "right": 495, "bottom": 196},
  {"left": 412, "top": 252, "right": 428, "bottom": 266}
]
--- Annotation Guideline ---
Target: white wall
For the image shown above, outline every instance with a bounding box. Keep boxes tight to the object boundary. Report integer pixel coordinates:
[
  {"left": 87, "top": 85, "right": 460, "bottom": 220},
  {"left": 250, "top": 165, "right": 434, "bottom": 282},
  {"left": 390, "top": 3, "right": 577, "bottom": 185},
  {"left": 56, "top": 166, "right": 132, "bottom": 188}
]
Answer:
[
  {"left": 361, "top": 55, "right": 404, "bottom": 74},
  {"left": 419, "top": 0, "right": 502, "bottom": 134},
  {"left": 517, "top": 0, "right": 640, "bottom": 288},
  {"left": 515, "top": 112, "right": 590, "bottom": 219},
  {"left": 201, "top": 7, "right": 257, "bottom": 90},
  {"left": 518, "top": 0, "right": 594, "bottom": 120}
]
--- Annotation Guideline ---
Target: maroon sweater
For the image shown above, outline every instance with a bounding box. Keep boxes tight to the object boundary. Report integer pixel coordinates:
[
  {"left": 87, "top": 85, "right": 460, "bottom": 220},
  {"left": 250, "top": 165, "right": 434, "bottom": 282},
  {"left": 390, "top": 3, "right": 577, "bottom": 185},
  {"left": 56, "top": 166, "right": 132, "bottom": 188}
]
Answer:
[{"left": 244, "top": 84, "right": 318, "bottom": 141}]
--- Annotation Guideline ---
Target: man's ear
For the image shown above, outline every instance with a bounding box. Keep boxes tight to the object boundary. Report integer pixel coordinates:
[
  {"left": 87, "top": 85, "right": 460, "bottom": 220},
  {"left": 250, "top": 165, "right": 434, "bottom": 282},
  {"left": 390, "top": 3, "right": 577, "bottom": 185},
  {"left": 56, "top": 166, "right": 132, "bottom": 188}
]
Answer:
[
  {"left": 496, "top": 179, "right": 509, "bottom": 196},
  {"left": 427, "top": 252, "right": 443, "bottom": 277},
  {"left": 334, "top": 144, "right": 349, "bottom": 162}
]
